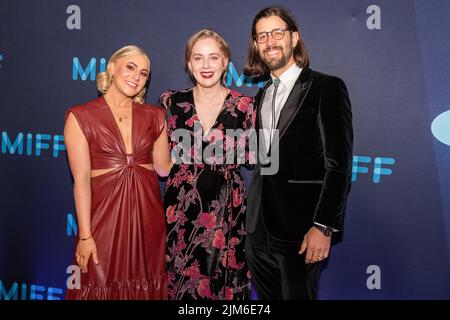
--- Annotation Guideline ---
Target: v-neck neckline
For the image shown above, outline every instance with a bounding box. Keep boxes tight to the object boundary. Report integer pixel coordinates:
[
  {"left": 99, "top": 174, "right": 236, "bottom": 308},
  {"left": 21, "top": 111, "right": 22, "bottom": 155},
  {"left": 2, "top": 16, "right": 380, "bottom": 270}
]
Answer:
[
  {"left": 190, "top": 88, "right": 232, "bottom": 135},
  {"left": 102, "top": 96, "right": 134, "bottom": 155}
]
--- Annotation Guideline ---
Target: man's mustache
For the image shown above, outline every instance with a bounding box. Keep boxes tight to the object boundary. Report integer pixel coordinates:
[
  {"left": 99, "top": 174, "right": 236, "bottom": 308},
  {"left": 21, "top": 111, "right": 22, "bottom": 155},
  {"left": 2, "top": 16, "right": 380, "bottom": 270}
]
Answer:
[{"left": 264, "top": 46, "right": 283, "bottom": 54}]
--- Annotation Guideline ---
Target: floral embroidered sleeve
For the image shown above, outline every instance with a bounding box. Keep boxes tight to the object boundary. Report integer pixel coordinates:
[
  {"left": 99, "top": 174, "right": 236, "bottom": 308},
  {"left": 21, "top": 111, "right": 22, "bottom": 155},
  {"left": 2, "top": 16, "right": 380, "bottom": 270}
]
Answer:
[
  {"left": 236, "top": 95, "right": 256, "bottom": 168},
  {"left": 158, "top": 90, "right": 177, "bottom": 151}
]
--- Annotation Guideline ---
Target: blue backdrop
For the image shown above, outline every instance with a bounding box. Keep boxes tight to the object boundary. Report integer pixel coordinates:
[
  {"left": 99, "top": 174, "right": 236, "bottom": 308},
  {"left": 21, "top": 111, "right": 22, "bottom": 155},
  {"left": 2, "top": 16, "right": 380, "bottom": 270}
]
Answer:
[{"left": 1, "top": 0, "right": 449, "bottom": 299}]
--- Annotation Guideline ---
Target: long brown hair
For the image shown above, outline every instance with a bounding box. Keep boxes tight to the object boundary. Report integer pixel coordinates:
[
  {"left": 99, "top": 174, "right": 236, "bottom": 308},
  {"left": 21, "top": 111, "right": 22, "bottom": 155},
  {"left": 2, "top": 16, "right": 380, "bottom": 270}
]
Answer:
[{"left": 243, "top": 6, "right": 309, "bottom": 78}]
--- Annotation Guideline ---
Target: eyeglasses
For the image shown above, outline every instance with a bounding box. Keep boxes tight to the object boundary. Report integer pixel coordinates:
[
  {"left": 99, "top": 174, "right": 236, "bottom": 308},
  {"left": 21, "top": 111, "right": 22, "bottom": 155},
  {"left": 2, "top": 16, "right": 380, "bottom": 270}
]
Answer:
[{"left": 255, "top": 28, "right": 290, "bottom": 43}]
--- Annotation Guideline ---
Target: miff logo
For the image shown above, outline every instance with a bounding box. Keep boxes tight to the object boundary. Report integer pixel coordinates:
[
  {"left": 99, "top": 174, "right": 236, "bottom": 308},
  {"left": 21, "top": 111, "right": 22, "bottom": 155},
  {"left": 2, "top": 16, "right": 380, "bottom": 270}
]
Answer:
[
  {"left": 72, "top": 58, "right": 265, "bottom": 88},
  {"left": 431, "top": 110, "right": 450, "bottom": 146}
]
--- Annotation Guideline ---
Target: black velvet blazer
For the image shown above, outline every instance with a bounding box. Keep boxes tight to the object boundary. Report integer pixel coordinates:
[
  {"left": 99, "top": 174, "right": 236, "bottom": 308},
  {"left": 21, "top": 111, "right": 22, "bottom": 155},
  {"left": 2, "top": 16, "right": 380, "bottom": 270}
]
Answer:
[{"left": 246, "top": 67, "right": 353, "bottom": 241}]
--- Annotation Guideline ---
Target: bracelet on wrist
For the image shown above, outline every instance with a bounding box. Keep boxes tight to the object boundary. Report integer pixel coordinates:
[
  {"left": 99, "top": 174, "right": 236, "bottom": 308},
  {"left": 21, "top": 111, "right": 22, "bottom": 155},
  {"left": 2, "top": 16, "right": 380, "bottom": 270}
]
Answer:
[{"left": 80, "top": 235, "right": 93, "bottom": 241}]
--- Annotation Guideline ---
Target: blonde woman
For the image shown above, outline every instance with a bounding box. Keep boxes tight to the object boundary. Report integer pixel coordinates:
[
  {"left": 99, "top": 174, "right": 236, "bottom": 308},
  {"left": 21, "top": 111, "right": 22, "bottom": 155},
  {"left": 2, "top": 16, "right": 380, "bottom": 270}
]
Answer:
[{"left": 64, "top": 45, "right": 172, "bottom": 299}]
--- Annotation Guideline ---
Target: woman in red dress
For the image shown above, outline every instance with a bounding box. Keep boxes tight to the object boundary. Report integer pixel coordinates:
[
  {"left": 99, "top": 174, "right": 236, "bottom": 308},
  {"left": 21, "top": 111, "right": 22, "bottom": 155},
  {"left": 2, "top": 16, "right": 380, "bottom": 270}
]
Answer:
[{"left": 64, "top": 45, "right": 172, "bottom": 299}]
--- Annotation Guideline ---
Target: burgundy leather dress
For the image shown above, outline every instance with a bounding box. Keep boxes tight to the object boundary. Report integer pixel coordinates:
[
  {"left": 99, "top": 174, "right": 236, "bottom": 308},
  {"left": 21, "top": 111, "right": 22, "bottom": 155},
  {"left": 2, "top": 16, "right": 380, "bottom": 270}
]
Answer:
[{"left": 65, "top": 97, "right": 167, "bottom": 299}]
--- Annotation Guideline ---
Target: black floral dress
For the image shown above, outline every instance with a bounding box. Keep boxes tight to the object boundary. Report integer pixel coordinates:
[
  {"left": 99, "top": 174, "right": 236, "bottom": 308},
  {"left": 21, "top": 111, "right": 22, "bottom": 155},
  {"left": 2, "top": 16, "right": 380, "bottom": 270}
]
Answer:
[{"left": 159, "top": 88, "right": 255, "bottom": 300}]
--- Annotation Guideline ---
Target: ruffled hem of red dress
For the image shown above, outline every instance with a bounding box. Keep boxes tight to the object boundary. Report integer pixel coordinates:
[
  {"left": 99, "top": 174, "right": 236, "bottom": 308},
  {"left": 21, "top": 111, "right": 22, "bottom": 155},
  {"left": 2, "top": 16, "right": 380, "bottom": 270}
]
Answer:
[{"left": 65, "top": 275, "right": 167, "bottom": 300}]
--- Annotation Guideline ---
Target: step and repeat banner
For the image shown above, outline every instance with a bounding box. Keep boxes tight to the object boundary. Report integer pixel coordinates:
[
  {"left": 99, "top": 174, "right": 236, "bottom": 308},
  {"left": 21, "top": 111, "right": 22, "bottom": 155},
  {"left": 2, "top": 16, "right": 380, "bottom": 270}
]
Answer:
[{"left": 0, "top": 0, "right": 449, "bottom": 299}]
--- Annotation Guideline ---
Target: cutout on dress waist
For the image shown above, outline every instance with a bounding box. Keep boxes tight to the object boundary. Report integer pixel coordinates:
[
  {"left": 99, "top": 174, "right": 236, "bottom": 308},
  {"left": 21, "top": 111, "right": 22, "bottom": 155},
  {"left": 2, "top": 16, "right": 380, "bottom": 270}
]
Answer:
[{"left": 91, "top": 164, "right": 154, "bottom": 178}]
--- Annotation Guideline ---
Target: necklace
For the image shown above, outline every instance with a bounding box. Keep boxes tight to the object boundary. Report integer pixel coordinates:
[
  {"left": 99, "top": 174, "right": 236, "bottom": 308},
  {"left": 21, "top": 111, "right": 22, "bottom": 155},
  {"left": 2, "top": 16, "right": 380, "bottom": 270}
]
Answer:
[
  {"left": 111, "top": 107, "right": 130, "bottom": 122},
  {"left": 111, "top": 103, "right": 131, "bottom": 122},
  {"left": 104, "top": 96, "right": 131, "bottom": 122},
  {"left": 105, "top": 96, "right": 133, "bottom": 153}
]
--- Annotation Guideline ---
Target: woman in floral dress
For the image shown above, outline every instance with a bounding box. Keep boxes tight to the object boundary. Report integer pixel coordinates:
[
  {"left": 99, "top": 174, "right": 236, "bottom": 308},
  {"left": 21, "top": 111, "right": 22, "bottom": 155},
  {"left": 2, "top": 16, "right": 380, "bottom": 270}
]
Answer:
[{"left": 159, "top": 29, "right": 255, "bottom": 300}]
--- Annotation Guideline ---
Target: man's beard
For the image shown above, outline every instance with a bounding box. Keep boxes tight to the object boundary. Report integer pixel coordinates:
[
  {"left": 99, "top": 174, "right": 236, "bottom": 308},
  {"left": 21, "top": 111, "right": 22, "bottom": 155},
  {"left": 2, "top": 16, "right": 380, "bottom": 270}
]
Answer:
[{"left": 262, "top": 43, "right": 293, "bottom": 72}]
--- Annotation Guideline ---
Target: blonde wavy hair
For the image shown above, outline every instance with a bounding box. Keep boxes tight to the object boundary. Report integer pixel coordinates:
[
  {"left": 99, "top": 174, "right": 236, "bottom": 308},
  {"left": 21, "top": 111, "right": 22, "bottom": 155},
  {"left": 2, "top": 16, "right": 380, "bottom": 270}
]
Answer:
[{"left": 97, "top": 45, "right": 150, "bottom": 104}]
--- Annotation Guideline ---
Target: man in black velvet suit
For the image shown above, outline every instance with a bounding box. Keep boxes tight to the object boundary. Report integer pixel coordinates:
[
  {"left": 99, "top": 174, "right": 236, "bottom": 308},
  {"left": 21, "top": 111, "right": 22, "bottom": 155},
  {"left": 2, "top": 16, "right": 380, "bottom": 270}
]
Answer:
[{"left": 243, "top": 6, "right": 353, "bottom": 300}]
